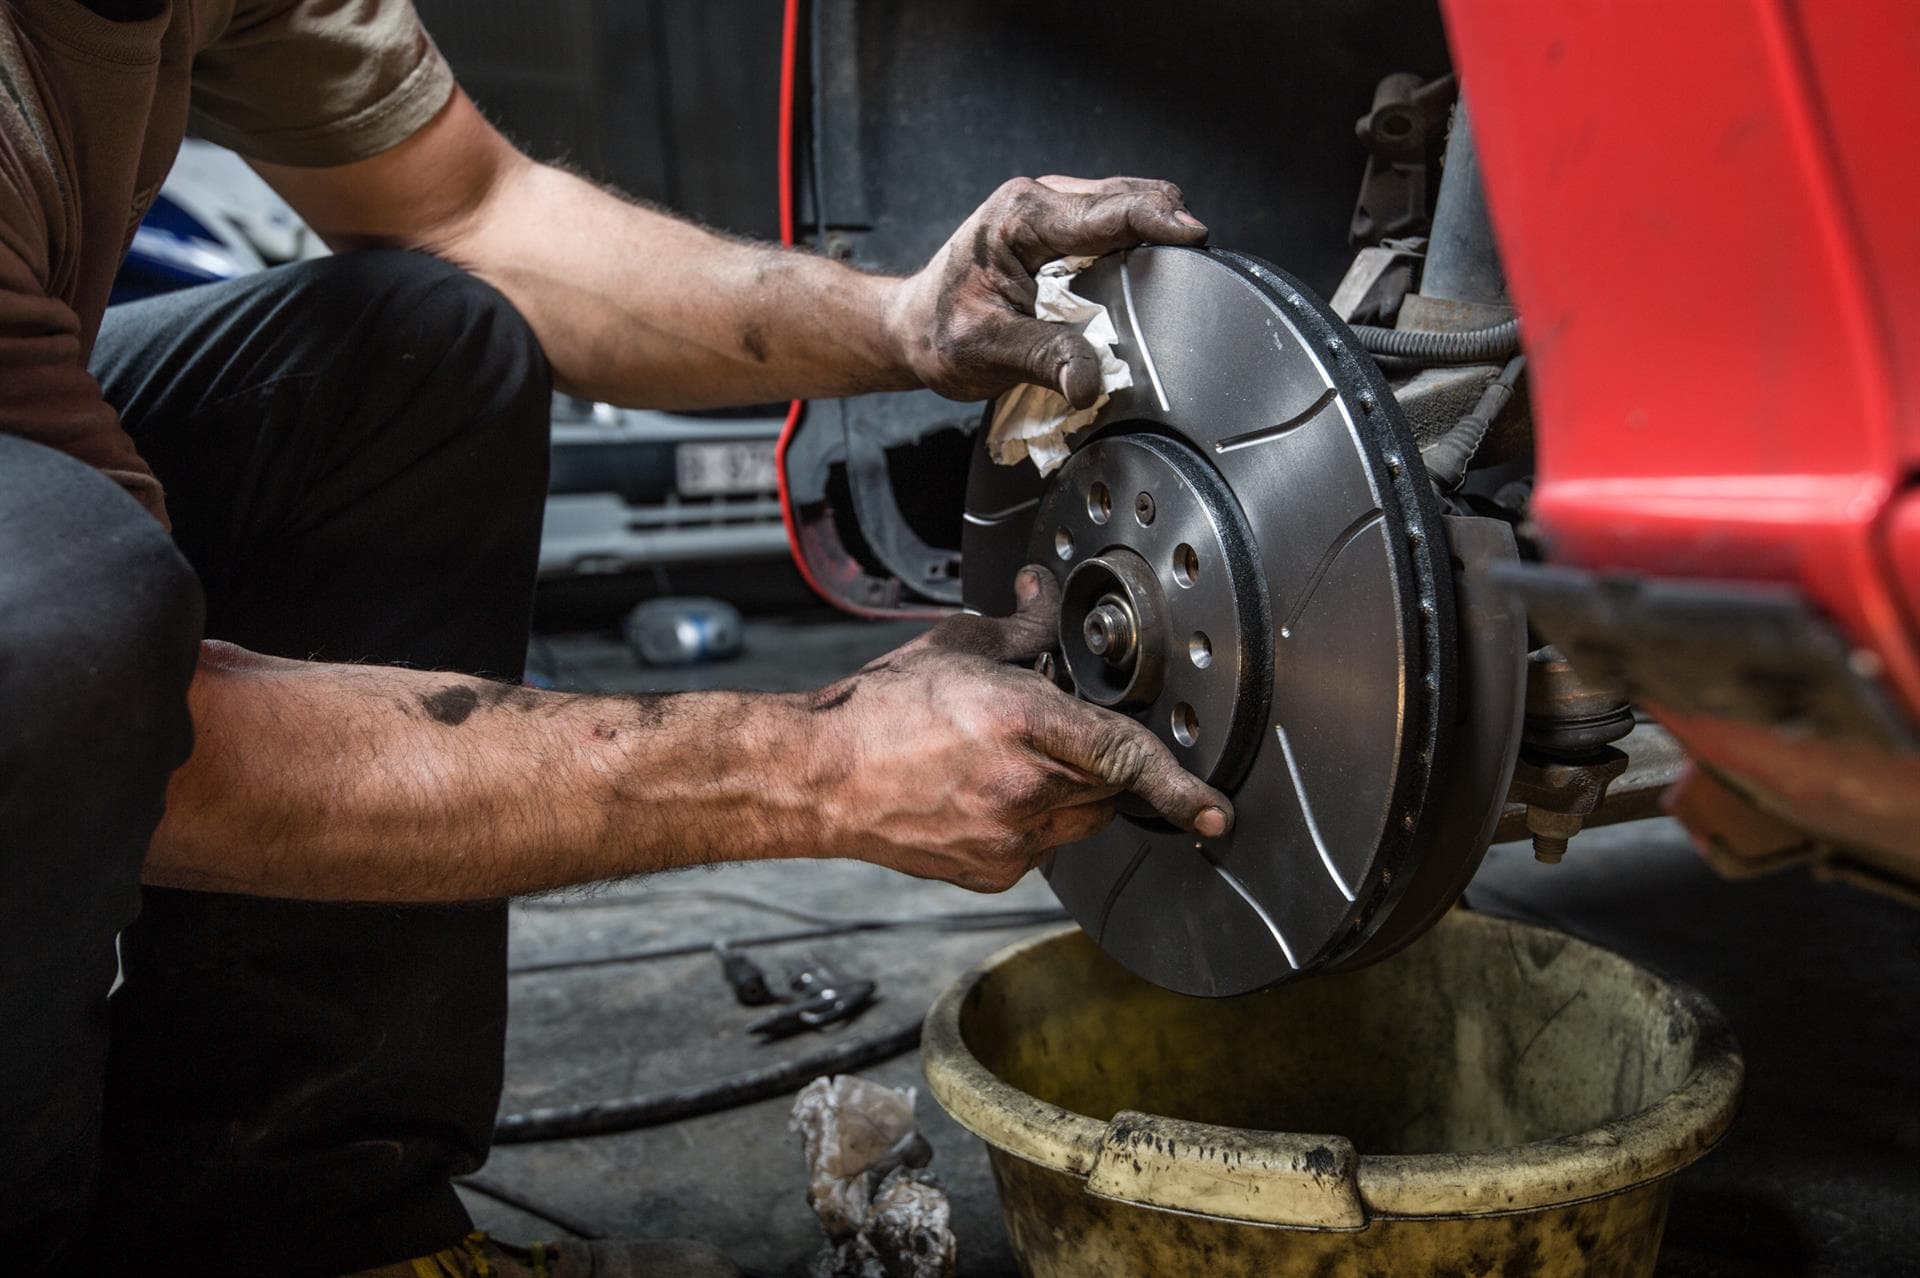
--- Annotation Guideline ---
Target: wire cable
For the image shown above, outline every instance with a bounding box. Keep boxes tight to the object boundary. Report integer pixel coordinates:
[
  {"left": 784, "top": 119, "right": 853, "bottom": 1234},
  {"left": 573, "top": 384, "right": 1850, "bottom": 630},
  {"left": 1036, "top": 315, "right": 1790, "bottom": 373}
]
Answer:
[
  {"left": 1351, "top": 316, "right": 1520, "bottom": 364},
  {"left": 1421, "top": 354, "right": 1527, "bottom": 490},
  {"left": 492, "top": 1017, "right": 924, "bottom": 1144}
]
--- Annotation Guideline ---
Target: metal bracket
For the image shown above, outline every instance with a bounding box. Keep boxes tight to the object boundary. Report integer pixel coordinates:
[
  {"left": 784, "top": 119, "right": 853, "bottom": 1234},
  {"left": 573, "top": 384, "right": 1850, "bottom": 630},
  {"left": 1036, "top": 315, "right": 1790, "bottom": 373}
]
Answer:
[
  {"left": 842, "top": 408, "right": 964, "bottom": 603},
  {"left": 1328, "top": 238, "right": 1426, "bottom": 325},
  {"left": 1349, "top": 72, "right": 1456, "bottom": 247},
  {"left": 1508, "top": 745, "right": 1632, "bottom": 863}
]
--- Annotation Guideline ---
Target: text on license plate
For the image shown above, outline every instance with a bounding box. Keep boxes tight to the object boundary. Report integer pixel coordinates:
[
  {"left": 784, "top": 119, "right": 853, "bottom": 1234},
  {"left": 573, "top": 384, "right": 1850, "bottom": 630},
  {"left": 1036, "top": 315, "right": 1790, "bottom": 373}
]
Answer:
[{"left": 676, "top": 440, "right": 779, "bottom": 497}]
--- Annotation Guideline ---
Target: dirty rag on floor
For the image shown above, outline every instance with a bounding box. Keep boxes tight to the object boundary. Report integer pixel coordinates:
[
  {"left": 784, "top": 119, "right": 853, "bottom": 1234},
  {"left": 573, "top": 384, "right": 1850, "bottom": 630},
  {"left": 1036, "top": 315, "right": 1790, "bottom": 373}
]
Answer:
[{"left": 791, "top": 1074, "right": 955, "bottom": 1278}]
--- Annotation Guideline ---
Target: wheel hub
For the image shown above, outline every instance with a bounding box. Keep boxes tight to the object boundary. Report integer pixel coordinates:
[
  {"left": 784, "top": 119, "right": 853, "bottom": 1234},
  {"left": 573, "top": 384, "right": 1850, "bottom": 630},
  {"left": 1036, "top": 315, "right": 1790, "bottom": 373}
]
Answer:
[
  {"left": 961, "top": 246, "right": 1472, "bottom": 996},
  {"left": 1039, "top": 433, "right": 1269, "bottom": 789}
]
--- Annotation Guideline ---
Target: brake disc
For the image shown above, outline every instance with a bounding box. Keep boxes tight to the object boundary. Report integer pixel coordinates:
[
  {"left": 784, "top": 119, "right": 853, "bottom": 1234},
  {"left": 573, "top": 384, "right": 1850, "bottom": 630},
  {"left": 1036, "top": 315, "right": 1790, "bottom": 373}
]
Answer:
[{"left": 962, "top": 246, "right": 1486, "bottom": 997}]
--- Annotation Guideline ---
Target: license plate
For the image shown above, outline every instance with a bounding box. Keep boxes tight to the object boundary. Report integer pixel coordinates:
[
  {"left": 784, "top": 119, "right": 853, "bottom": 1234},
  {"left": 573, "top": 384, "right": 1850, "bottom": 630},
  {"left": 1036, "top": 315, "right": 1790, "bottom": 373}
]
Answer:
[{"left": 675, "top": 440, "right": 778, "bottom": 497}]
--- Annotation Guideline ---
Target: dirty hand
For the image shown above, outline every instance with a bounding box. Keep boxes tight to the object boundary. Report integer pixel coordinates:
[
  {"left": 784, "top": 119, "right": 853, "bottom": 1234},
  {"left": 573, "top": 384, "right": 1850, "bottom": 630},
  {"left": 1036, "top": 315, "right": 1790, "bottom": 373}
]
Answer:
[
  {"left": 804, "top": 566, "right": 1232, "bottom": 892},
  {"left": 887, "top": 176, "right": 1208, "bottom": 409}
]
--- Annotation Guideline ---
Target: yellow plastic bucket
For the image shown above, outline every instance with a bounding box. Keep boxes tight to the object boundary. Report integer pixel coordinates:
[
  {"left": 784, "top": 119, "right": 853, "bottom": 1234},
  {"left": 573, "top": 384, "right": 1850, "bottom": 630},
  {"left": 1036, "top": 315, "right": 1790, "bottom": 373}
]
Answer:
[{"left": 923, "top": 910, "right": 1742, "bottom": 1276}]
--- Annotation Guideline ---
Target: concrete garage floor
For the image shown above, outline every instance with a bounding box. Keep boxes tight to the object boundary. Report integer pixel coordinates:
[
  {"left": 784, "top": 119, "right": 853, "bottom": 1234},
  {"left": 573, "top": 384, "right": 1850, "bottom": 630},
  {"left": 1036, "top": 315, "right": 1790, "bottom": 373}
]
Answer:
[{"left": 475, "top": 608, "right": 1920, "bottom": 1277}]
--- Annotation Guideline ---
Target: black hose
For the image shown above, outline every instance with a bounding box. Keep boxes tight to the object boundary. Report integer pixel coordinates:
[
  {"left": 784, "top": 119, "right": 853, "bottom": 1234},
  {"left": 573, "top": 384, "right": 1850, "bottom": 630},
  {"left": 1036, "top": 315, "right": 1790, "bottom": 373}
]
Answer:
[
  {"left": 508, "top": 906, "right": 1067, "bottom": 976},
  {"left": 492, "top": 1017, "right": 925, "bottom": 1144},
  {"left": 1351, "top": 317, "right": 1520, "bottom": 365},
  {"left": 1421, "top": 355, "right": 1527, "bottom": 491}
]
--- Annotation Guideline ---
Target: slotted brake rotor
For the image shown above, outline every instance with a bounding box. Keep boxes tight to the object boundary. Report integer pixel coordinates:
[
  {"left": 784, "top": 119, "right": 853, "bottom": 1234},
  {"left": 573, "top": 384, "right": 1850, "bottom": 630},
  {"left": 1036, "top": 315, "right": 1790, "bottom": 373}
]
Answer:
[{"left": 962, "top": 246, "right": 1463, "bottom": 997}]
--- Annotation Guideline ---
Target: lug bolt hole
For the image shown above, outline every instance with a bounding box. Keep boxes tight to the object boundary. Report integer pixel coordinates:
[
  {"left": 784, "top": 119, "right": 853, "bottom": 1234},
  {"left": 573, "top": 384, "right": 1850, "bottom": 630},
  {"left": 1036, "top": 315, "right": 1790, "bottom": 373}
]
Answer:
[
  {"left": 1055, "top": 528, "right": 1074, "bottom": 560},
  {"left": 1172, "top": 543, "right": 1199, "bottom": 587},
  {"left": 1189, "top": 632, "right": 1212, "bottom": 669},
  {"left": 1087, "top": 482, "right": 1112, "bottom": 525},
  {"left": 1171, "top": 702, "right": 1199, "bottom": 747}
]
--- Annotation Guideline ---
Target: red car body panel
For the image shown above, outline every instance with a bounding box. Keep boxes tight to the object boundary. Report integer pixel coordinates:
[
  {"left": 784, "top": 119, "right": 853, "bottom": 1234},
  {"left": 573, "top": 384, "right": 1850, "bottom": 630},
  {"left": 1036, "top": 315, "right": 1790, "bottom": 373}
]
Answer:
[{"left": 1444, "top": 0, "right": 1920, "bottom": 852}]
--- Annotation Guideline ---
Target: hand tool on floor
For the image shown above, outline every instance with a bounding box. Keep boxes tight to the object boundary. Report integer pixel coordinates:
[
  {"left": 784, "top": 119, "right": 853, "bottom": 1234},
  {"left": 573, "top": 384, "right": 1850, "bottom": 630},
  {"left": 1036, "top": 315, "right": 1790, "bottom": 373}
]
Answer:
[{"left": 747, "top": 960, "right": 877, "bottom": 1039}]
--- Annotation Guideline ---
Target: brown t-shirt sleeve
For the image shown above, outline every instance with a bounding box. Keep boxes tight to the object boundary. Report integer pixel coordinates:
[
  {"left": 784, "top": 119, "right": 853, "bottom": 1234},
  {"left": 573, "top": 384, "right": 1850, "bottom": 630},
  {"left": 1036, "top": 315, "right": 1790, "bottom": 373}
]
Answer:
[
  {"left": 0, "top": 147, "right": 167, "bottom": 524},
  {"left": 188, "top": 0, "right": 456, "bottom": 167}
]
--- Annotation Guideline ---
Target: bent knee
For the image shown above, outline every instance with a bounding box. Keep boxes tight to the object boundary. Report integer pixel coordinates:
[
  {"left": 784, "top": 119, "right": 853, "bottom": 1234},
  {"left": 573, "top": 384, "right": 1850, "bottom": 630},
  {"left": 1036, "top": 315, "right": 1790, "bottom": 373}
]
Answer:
[
  {"left": 291, "top": 249, "right": 552, "bottom": 446},
  {"left": 293, "top": 250, "right": 546, "bottom": 377},
  {"left": 0, "top": 438, "right": 202, "bottom": 749}
]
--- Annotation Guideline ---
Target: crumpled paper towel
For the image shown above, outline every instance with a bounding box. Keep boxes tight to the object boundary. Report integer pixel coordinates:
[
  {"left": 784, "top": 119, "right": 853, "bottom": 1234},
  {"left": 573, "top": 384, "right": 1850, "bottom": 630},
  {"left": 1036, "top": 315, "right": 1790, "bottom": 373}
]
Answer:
[
  {"left": 791, "top": 1075, "right": 954, "bottom": 1278},
  {"left": 985, "top": 255, "right": 1133, "bottom": 476}
]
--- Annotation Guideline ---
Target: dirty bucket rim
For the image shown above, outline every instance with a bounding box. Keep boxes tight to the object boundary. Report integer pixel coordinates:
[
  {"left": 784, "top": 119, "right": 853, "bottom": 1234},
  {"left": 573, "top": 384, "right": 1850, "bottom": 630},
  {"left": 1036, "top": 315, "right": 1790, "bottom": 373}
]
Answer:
[{"left": 921, "top": 913, "right": 1744, "bottom": 1226}]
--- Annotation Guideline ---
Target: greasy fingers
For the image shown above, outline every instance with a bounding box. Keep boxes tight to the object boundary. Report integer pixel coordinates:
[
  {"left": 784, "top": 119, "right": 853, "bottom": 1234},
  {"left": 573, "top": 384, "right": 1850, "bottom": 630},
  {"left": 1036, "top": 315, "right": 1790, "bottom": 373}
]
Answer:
[
  {"left": 893, "top": 173, "right": 1205, "bottom": 405},
  {"left": 1027, "top": 699, "right": 1234, "bottom": 838},
  {"left": 1035, "top": 174, "right": 1194, "bottom": 197},
  {"left": 1004, "top": 177, "right": 1208, "bottom": 271},
  {"left": 812, "top": 557, "right": 1224, "bottom": 896},
  {"left": 920, "top": 566, "right": 1061, "bottom": 664},
  {"left": 977, "top": 317, "right": 1106, "bottom": 409}
]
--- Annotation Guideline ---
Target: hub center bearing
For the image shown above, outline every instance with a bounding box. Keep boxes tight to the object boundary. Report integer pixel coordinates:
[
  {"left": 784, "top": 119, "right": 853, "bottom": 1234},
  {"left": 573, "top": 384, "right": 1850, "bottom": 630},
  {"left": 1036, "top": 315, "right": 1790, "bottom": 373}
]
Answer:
[
  {"left": 1062, "top": 552, "right": 1160, "bottom": 704},
  {"left": 1081, "top": 596, "right": 1135, "bottom": 663}
]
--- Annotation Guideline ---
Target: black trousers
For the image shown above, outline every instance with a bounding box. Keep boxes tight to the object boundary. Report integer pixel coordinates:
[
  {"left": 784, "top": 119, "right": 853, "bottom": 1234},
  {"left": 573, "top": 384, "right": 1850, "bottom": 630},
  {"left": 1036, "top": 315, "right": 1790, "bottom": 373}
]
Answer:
[{"left": 0, "top": 250, "right": 552, "bottom": 1275}]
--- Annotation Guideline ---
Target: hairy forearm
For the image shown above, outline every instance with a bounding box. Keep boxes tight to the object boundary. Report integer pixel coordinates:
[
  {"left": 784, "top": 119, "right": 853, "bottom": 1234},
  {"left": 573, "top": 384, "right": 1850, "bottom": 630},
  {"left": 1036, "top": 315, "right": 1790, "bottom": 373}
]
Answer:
[
  {"left": 256, "top": 94, "right": 915, "bottom": 408},
  {"left": 257, "top": 92, "right": 1206, "bottom": 413},
  {"left": 146, "top": 642, "right": 821, "bottom": 902},
  {"left": 444, "top": 160, "right": 913, "bottom": 408}
]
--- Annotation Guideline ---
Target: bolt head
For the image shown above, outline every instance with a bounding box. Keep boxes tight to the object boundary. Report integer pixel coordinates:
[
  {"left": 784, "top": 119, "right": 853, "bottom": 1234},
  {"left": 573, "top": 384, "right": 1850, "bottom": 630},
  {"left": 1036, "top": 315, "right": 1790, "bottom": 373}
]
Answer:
[
  {"left": 1134, "top": 492, "right": 1156, "bottom": 525},
  {"left": 1525, "top": 806, "right": 1584, "bottom": 863}
]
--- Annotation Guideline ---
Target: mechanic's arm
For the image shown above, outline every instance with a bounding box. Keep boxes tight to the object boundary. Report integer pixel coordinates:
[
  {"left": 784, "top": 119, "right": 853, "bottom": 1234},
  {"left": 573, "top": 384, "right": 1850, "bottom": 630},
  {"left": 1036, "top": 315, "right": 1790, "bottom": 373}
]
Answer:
[
  {"left": 144, "top": 570, "right": 1231, "bottom": 901},
  {"left": 250, "top": 91, "right": 1208, "bottom": 410}
]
